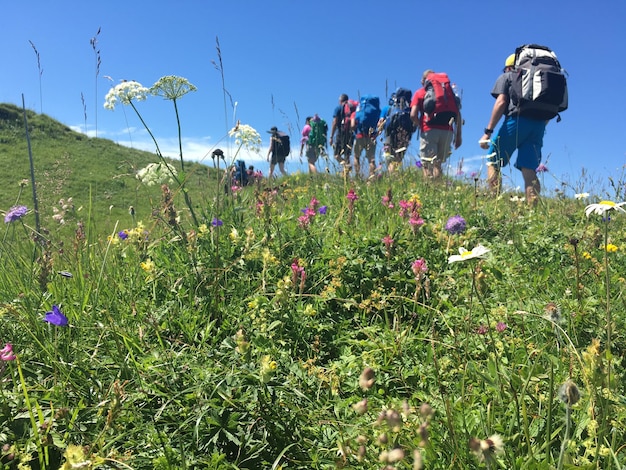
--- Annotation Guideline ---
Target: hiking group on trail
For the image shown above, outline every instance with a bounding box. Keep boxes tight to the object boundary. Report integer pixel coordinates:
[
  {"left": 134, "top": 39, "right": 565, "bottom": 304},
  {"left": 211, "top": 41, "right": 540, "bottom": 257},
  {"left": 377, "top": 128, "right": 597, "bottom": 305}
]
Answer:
[{"left": 258, "top": 44, "right": 567, "bottom": 206}]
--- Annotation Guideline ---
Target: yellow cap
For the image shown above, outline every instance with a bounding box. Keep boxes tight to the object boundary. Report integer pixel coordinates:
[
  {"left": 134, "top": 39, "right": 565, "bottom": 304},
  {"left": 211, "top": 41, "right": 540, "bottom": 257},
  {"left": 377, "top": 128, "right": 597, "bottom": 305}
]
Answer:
[{"left": 505, "top": 53, "right": 516, "bottom": 67}]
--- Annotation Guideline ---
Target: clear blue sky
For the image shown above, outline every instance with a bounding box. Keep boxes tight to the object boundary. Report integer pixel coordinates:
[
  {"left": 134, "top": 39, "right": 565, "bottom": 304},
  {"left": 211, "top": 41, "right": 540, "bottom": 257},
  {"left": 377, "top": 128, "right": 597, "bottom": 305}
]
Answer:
[{"left": 2, "top": 0, "right": 625, "bottom": 197}]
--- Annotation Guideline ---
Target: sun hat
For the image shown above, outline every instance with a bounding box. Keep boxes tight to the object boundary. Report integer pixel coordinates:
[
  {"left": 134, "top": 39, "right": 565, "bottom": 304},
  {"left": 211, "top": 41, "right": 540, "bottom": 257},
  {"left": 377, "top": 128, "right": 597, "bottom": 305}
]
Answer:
[{"left": 504, "top": 53, "right": 516, "bottom": 67}]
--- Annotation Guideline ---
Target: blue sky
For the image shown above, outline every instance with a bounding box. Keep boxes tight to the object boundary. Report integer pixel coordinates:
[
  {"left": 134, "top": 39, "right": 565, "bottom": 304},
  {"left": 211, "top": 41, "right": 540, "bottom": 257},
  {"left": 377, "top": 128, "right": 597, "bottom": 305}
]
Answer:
[{"left": 2, "top": 0, "right": 625, "bottom": 197}]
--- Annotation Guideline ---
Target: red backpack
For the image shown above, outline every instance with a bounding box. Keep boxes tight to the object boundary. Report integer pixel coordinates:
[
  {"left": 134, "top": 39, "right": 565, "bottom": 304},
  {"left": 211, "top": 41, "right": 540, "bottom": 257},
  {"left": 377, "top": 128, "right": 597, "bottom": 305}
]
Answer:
[
  {"left": 423, "top": 72, "right": 460, "bottom": 126},
  {"left": 341, "top": 99, "right": 358, "bottom": 133}
]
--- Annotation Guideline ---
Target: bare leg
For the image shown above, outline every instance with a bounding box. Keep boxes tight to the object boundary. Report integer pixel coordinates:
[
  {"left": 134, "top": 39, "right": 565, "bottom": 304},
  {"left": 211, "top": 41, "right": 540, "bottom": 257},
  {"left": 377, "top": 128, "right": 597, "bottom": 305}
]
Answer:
[
  {"left": 521, "top": 167, "right": 540, "bottom": 206},
  {"left": 279, "top": 162, "right": 288, "bottom": 177},
  {"left": 487, "top": 163, "right": 500, "bottom": 194}
]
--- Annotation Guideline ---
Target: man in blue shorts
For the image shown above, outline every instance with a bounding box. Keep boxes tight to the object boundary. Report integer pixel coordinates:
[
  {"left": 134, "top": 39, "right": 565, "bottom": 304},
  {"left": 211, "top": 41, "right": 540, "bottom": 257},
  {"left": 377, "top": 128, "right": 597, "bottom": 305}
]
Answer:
[{"left": 480, "top": 53, "right": 546, "bottom": 205}]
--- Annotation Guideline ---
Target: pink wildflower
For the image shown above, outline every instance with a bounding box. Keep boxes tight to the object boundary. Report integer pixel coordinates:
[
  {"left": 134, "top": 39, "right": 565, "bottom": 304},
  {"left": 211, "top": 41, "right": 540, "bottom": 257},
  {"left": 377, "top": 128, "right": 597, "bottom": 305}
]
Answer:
[
  {"left": 1, "top": 343, "right": 16, "bottom": 361},
  {"left": 496, "top": 321, "right": 507, "bottom": 333},
  {"left": 382, "top": 235, "right": 394, "bottom": 248},
  {"left": 411, "top": 258, "right": 428, "bottom": 276},
  {"left": 346, "top": 188, "right": 359, "bottom": 202}
]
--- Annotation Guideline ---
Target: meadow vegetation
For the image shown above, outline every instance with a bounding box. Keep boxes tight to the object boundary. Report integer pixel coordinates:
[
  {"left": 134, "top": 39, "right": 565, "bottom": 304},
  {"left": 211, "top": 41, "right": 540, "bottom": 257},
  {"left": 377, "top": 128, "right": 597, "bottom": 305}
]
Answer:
[{"left": 1, "top": 101, "right": 625, "bottom": 470}]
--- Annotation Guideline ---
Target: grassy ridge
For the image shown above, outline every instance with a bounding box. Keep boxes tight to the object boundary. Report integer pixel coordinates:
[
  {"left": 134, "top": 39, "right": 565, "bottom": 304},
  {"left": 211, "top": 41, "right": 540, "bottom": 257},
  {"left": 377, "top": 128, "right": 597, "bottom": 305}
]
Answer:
[{"left": 0, "top": 103, "right": 217, "bottom": 238}]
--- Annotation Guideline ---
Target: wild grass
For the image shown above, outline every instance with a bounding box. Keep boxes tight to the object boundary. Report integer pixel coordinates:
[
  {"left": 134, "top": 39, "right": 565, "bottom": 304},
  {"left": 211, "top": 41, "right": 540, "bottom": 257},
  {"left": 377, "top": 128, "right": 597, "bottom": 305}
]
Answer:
[{"left": 1, "top": 100, "right": 625, "bottom": 470}]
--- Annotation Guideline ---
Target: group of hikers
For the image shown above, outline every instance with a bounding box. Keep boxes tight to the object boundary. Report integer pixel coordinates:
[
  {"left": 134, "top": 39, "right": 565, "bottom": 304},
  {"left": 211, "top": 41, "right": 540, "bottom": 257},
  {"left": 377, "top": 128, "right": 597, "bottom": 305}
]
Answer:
[{"left": 263, "top": 44, "right": 567, "bottom": 206}]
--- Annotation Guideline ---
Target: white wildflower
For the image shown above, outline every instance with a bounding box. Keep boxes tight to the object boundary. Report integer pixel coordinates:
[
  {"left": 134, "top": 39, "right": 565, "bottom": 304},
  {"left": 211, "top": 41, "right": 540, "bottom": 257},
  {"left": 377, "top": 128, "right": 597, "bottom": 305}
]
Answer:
[
  {"left": 136, "top": 162, "right": 177, "bottom": 186},
  {"left": 229, "top": 123, "right": 262, "bottom": 154},
  {"left": 104, "top": 80, "right": 149, "bottom": 110}
]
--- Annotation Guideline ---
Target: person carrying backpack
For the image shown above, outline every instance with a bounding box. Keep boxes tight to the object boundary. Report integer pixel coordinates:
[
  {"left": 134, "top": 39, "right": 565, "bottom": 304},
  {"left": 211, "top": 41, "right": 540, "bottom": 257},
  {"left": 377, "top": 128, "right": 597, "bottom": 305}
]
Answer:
[
  {"left": 410, "top": 69, "right": 463, "bottom": 180},
  {"left": 303, "top": 114, "right": 328, "bottom": 174},
  {"left": 479, "top": 45, "right": 567, "bottom": 206},
  {"left": 382, "top": 88, "right": 415, "bottom": 173},
  {"left": 330, "top": 94, "right": 357, "bottom": 166},
  {"left": 267, "top": 126, "right": 290, "bottom": 179},
  {"left": 351, "top": 95, "right": 381, "bottom": 178}
]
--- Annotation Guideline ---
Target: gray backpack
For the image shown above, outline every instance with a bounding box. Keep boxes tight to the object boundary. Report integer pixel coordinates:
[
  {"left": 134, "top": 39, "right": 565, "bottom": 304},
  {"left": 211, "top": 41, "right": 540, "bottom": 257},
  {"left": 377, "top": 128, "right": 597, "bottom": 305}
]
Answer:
[{"left": 509, "top": 44, "right": 568, "bottom": 121}]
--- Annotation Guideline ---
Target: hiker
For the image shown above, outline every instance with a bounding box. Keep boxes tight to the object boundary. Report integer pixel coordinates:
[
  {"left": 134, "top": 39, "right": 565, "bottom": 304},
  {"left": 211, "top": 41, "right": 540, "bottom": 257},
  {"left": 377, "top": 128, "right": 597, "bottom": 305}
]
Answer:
[
  {"left": 267, "top": 126, "right": 290, "bottom": 179},
  {"left": 480, "top": 46, "right": 567, "bottom": 205},
  {"left": 382, "top": 88, "right": 415, "bottom": 173},
  {"left": 351, "top": 95, "right": 381, "bottom": 178},
  {"left": 304, "top": 114, "right": 328, "bottom": 174},
  {"left": 299, "top": 116, "right": 312, "bottom": 158},
  {"left": 411, "top": 69, "right": 462, "bottom": 180},
  {"left": 330, "top": 94, "right": 357, "bottom": 166}
]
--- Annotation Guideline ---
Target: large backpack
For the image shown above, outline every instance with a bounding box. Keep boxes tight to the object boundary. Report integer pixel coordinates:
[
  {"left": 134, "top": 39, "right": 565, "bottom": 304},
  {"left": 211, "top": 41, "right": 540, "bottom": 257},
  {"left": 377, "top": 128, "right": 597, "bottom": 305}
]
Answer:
[
  {"left": 385, "top": 89, "right": 415, "bottom": 151},
  {"left": 274, "top": 132, "right": 291, "bottom": 158},
  {"left": 355, "top": 95, "right": 381, "bottom": 137},
  {"left": 423, "top": 72, "right": 460, "bottom": 126},
  {"left": 233, "top": 159, "right": 248, "bottom": 186},
  {"left": 340, "top": 99, "right": 358, "bottom": 135},
  {"left": 509, "top": 44, "right": 568, "bottom": 121},
  {"left": 308, "top": 118, "right": 328, "bottom": 150}
]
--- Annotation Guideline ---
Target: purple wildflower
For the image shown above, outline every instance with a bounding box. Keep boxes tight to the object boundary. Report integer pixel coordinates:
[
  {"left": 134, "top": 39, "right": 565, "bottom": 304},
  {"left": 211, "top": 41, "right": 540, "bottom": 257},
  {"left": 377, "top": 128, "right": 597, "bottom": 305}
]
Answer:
[
  {"left": 4, "top": 205, "right": 28, "bottom": 223},
  {"left": 416, "top": 160, "right": 423, "bottom": 168},
  {"left": 476, "top": 324, "right": 489, "bottom": 335},
  {"left": 118, "top": 230, "right": 129, "bottom": 240},
  {"left": 445, "top": 215, "right": 467, "bottom": 235},
  {"left": 211, "top": 218, "right": 223, "bottom": 227},
  {"left": 0, "top": 343, "right": 16, "bottom": 361},
  {"left": 44, "top": 305, "right": 69, "bottom": 327},
  {"left": 318, "top": 205, "right": 327, "bottom": 215},
  {"left": 411, "top": 258, "right": 428, "bottom": 276}
]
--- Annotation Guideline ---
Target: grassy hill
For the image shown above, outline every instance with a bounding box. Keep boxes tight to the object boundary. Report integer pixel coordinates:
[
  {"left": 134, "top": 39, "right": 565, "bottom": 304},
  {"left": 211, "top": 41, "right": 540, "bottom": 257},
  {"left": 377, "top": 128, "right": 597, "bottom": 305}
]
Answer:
[{"left": 0, "top": 103, "right": 217, "bottom": 236}]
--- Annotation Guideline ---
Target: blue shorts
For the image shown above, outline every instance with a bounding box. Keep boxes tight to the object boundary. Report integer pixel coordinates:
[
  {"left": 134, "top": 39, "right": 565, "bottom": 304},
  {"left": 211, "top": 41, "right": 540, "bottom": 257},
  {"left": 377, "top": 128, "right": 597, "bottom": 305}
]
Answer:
[{"left": 487, "top": 116, "right": 546, "bottom": 170}]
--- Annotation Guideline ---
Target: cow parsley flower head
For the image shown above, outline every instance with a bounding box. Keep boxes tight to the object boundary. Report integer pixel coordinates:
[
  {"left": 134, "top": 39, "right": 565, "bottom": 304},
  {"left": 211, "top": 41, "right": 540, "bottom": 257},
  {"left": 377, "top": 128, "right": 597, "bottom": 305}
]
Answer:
[
  {"left": 448, "top": 245, "right": 490, "bottom": 263},
  {"left": 136, "top": 162, "right": 177, "bottom": 186},
  {"left": 584, "top": 200, "right": 626, "bottom": 217},
  {"left": 4, "top": 205, "right": 28, "bottom": 223},
  {"left": 228, "top": 123, "right": 262, "bottom": 154},
  {"left": 150, "top": 75, "right": 197, "bottom": 100},
  {"left": 104, "top": 80, "right": 149, "bottom": 110}
]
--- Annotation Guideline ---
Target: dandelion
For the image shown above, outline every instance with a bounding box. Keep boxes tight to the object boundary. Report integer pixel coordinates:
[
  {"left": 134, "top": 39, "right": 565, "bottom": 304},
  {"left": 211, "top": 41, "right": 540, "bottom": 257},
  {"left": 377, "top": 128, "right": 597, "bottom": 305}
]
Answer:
[
  {"left": 0, "top": 343, "right": 16, "bottom": 361},
  {"left": 584, "top": 200, "right": 626, "bottom": 217},
  {"left": 445, "top": 214, "right": 467, "bottom": 235},
  {"left": 604, "top": 243, "right": 618, "bottom": 252},
  {"left": 448, "top": 245, "right": 490, "bottom": 263},
  {"left": 4, "top": 205, "right": 28, "bottom": 223},
  {"left": 575, "top": 192, "right": 590, "bottom": 200},
  {"left": 359, "top": 367, "right": 375, "bottom": 390},
  {"left": 44, "top": 305, "right": 69, "bottom": 327},
  {"left": 103, "top": 80, "right": 149, "bottom": 110}
]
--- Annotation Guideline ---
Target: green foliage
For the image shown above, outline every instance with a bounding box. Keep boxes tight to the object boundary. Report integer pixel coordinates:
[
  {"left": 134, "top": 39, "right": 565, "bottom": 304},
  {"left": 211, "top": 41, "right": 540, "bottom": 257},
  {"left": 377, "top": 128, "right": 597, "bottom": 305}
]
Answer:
[{"left": 1, "top": 107, "right": 625, "bottom": 469}]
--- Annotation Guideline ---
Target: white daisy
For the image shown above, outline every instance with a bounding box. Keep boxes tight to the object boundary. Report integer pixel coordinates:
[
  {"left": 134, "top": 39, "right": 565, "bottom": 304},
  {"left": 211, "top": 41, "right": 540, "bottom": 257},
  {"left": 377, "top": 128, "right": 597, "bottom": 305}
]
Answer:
[
  {"left": 584, "top": 200, "right": 626, "bottom": 217},
  {"left": 448, "top": 245, "right": 490, "bottom": 264}
]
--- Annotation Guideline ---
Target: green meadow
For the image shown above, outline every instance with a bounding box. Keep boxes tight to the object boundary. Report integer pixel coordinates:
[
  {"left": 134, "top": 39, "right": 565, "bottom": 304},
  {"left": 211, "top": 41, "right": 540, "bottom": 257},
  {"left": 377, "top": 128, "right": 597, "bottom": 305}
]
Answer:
[{"left": 0, "top": 97, "right": 625, "bottom": 469}]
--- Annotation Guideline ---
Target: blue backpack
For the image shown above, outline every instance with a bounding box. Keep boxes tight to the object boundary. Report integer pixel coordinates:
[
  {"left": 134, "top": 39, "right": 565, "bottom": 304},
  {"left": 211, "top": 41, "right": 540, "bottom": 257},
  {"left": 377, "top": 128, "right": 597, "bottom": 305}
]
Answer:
[
  {"left": 234, "top": 160, "right": 248, "bottom": 186},
  {"left": 355, "top": 95, "right": 381, "bottom": 137}
]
